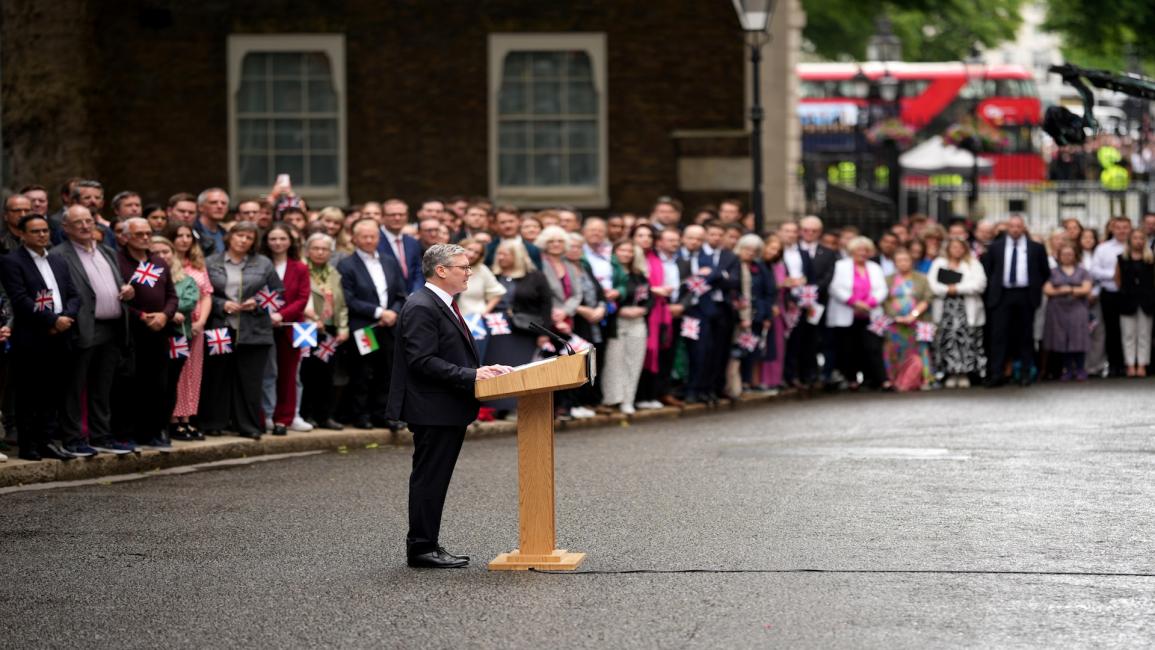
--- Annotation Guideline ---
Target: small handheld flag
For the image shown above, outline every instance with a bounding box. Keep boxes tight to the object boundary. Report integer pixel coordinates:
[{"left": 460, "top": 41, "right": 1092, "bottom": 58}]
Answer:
[
  {"left": 354, "top": 326, "right": 379, "bottom": 356},
  {"left": 33, "top": 289, "right": 54, "bottom": 312},
  {"left": 681, "top": 316, "right": 701, "bottom": 341},
  {"left": 168, "top": 336, "right": 190, "bottom": 359},
  {"left": 131, "top": 261, "right": 163, "bottom": 287},
  {"left": 292, "top": 322, "right": 318, "bottom": 348},
  {"left": 205, "top": 328, "right": 233, "bottom": 355}
]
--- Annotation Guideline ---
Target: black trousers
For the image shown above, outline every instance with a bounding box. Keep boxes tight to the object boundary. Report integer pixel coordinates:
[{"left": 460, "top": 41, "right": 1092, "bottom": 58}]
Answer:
[
  {"left": 300, "top": 325, "right": 339, "bottom": 423},
  {"left": 709, "top": 307, "right": 735, "bottom": 395},
  {"left": 113, "top": 324, "right": 170, "bottom": 444},
  {"left": 342, "top": 326, "right": 393, "bottom": 423},
  {"left": 784, "top": 320, "right": 820, "bottom": 385},
  {"left": 988, "top": 289, "right": 1036, "bottom": 380},
  {"left": 1100, "top": 290, "right": 1125, "bottom": 375},
  {"left": 836, "top": 320, "right": 886, "bottom": 387},
  {"left": 13, "top": 342, "right": 68, "bottom": 454},
  {"left": 61, "top": 328, "right": 122, "bottom": 446},
  {"left": 199, "top": 342, "right": 270, "bottom": 436},
  {"left": 637, "top": 328, "right": 679, "bottom": 401},
  {"left": 407, "top": 423, "right": 467, "bottom": 555}
]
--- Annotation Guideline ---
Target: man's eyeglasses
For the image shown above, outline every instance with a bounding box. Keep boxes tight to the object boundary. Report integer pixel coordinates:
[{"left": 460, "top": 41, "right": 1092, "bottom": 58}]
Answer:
[{"left": 440, "top": 264, "right": 472, "bottom": 272}]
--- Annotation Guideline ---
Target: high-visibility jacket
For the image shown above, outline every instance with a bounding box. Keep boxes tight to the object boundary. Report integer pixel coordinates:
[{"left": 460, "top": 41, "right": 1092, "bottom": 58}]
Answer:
[{"left": 1101, "top": 165, "right": 1130, "bottom": 191}]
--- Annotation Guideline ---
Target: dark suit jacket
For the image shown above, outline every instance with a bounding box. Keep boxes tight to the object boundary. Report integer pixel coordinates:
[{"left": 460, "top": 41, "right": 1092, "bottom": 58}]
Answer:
[
  {"left": 0, "top": 247, "right": 81, "bottom": 350},
  {"left": 981, "top": 235, "right": 1049, "bottom": 309},
  {"left": 49, "top": 240, "right": 131, "bottom": 349},
  {"left": 385, "top": 286, "right": 480, "bottom": 426},
  {"left": 337, "top": 250, "right": 408, "bottom": 332},
  {"left": 377, "top": 229, "right": 425, "bottom": 294},
  {"left": 484, "top": 239, "right": 543, "bottom": 271},
  {"left": 807, "top": 244, "right": 838, "bottom": 303}
]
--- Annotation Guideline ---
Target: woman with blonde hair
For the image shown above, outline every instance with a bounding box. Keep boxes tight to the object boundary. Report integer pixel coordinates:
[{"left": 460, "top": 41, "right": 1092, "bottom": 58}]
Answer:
[
  {"left": 163, "top": 223, "right": 213, "bottom": 439},
  {"left": 600, "top": 240, "right": 651, "bottom": 414},
  {"left": 928, "top": 237, "right": 987, "bottom": 387},
  {"left": 486, "top": 239, "right": 553, "bottom": 417},
  {"left": 457, "top": 237, "right": 507, "bottom": 360},
  {"left": 150, "top": 236, "right": 201, "bottom": 440},
  {"left": 317, "top": 206, "right": 353, "bottom": 266}
]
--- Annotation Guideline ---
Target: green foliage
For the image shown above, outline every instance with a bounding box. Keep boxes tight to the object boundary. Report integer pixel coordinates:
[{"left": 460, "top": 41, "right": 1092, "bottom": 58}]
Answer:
[
  {"left": 1042, "top": 0, "right": 1155, "bottom": 74},
  {"left": 802, "top": 0, "right": 1024, "bottom": 62}
]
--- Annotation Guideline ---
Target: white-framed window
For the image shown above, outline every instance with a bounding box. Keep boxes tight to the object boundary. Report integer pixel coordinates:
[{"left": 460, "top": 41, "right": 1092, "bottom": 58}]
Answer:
[
  {"left": 227, "top": 34, "right": 347, "bottom": 206},
  {"left": 489, "top": 33, "right": 608, "bottom": 208}
]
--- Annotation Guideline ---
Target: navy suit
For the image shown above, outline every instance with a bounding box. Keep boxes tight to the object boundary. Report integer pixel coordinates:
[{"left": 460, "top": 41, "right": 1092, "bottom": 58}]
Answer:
[
  {"left": 683, "top": 247, "right": 740, "bottom": 399},
  {"left": 377, "top": 229, "right": 425, "bottom": 294},
  {"left": 336, "top": 250, "right": 407, "bottom": 424},
  {"left": 385, "top": 286, "right": 481, "bottom": 556},
  {"left": 981, "top": 234, "right": 1050, "bottom": 383},
  {"left": 0, "top": 247, "right": 81, "bottom": 454}
]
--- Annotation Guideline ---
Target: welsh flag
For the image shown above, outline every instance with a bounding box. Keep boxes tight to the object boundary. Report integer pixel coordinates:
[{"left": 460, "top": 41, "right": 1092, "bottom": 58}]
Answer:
[{"left": 354, "top": 326, "right": 379, "bottom": 356}]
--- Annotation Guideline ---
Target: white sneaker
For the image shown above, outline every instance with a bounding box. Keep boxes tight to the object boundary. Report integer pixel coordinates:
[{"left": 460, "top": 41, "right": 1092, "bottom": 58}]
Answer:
[
  {"left": 0, "top": 451, "right": 7, "bottom": 461},
  {"left": 264, "top": 417, "right": 275, "bottom": 430},
  {"left": 957, "top": 376, "right": 971, "bottom": 388},
  {"left": 570, "top": 406, "right": 596, "bottom": 419},
  {"left": 944, "top": 376, "right": 958, "bottom": 388},
  {"left": 636, "top": 400, "right": 664, "bottom": 410},
  {"left": 619, "top": 404, "right": 636, "bottom": 415},
  {"left": 289, "top": 417, "right": 314, "bottom": 432}
]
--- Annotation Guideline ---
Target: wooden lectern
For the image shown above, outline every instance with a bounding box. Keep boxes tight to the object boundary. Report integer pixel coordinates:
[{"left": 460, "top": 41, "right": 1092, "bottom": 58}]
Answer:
[{"left": 476, "top": 349, "right": 592, "bottom": 571}]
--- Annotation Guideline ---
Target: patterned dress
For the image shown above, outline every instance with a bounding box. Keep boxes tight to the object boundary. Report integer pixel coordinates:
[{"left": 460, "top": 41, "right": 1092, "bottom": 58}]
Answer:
[
  {"left": 173, "top": 266, "right": 213, "bottom": 418},
  {"left": 883, "top": 274, "right": 934, "bottom": 389},
  {"left": 935, "top": 295, "right": 987, "bottom": 375}
]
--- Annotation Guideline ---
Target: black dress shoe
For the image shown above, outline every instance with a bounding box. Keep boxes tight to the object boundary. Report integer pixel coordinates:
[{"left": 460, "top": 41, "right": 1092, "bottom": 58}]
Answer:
[
  {"left": 272, "top": 424, "right": 287, "bottom": 436},
  {"left": 318, "top": 419, "right": 345, "bottom": 431},
  {"left": 17, "top": 449, "right": 41, "bottom": 462},
  {"left": 437, "top": 545, "right": 470, "bottom": 562},
  {"left": 354, "top": 419, "right": 374, "bottom": 430},
  {"left": 237, "top": 431, "right": 262, "bottom": 440},
  {"left": 407, "top": 549, "right": 468, "bottom": 569}
]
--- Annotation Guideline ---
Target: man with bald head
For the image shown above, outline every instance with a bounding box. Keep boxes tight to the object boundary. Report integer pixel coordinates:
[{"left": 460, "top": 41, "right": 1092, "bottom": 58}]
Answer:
[
  {"left": 113, "top": 217, "right": 178, "bottom": 448},
  {"left": 781, "top": 216, "right": 837, "bottom": 388},
  {"left": 981, "top": 214, "right": 1049, "bottom": 387},
  {"left": 2, "top": 194, "right": 32, "bottom": 254},
  {"left": 51, "top": 205, "right": 137, "bottom": 454}
]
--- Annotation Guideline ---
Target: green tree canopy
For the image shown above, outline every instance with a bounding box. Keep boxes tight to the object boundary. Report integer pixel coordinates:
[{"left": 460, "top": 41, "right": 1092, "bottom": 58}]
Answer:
[
  {"left": 1042, "top": 0, "right": 1155, "bottom": 74},
  {"left": 802, "top": 0, "right": 1024, "bottom": 62}
]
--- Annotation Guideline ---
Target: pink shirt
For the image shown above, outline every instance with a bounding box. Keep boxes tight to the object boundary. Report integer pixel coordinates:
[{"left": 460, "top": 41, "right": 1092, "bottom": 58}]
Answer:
[
  {"left": 850, "top": 265, "right": 877, "bottom": 312},
  {"left": 71, "top": 240, "right": 122, "bottom": 320}
]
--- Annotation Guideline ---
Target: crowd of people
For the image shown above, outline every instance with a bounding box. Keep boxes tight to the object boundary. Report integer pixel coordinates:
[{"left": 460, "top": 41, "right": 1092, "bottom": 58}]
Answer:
[{"left": 1, "top": 177, "right": 1153, "bottom": 463}]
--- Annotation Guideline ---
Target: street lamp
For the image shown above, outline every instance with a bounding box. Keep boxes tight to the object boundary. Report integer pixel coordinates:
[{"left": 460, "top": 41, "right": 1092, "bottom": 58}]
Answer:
[{"left": 732, "top": 0, "right": 776, "bottom": 234}]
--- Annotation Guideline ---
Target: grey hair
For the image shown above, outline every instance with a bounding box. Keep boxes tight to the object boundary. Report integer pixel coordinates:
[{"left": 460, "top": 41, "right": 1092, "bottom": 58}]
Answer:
[
  {"left": 736, "top": 233, "right": 764, "bottom": 254},
  {"left": 305, "top": 232, "right": 335, "bottom": 252},
  {"left": 422, "top": 243, "right": 468, "bottom": 278},
  {"left": 197, "top": 187, "right": 230, "bottom": 205},
  {"left": 70, "top": 179, "right": 103, "bottom": 202}
]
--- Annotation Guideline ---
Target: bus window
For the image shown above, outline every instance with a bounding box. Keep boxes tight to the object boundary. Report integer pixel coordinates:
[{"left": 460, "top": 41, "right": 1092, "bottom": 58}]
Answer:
[{"left": 900, "top": 79, "right": 930, "bottom": 97}]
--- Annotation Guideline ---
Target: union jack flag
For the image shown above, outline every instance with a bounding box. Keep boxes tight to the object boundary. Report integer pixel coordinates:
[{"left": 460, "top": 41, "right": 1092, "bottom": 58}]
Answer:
[
  {"left": 686, "top": 277, "right": 711, "bottom": 297},
  {"left": 783, "top": 304, "right": 801, "bottom": 332},
  {"left": 314, "top": 335, "right": 338, "bottom": 362},
  {"left": 798, "top": 284, "right": 819, "bottom": 308},
  {"left": 254, "top": 286, "right": 284, "bottom": 312},
  {"left": 131, "top": 261, "right": 163, "bottom": 287},
  {"left": 868, "top": 315, "right": 893, "bottom": 337},
  {"left": 568, "top": 334, "right": 592, "bottom": 352},
  {"left": 205, "top": 328, "right": 233, "bottom": 355},
  {"left": 634, "top": 285, "right": 650, "bottom": 304},
  {"left": 737, "top": 330, "right": 760, "bottom": 352},
  {"left": 168, "top": 336, "right": 190, "bottom": 359},
  {"left": 916, "top": 321, "right": 937, "bottom": 343},
  {"left": 681, "top": 316, "right": 701, "bottom": 341},
  {"left": 33, "top": 289, "right": 54, "bottom": 312},
  {"left": 483, "top": 312, "right": 511, "bottom": 336}
]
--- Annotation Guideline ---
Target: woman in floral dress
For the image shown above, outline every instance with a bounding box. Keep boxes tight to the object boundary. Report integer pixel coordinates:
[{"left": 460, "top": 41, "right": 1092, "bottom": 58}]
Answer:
[{"left": 882, "top": 248, "right": 934, "bottom": 391}]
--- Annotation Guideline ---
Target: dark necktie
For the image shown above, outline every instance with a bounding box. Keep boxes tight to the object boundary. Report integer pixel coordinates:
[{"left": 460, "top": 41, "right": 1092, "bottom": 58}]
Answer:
[
  {"left": 801, "top": 246, "right": 815, "bottom": 280},
  {"left": 450, "top": 300, "right": 469, "bottom": 334},
  {"left": 1008, "top": 240, "right": 1019, "bottom": 287}
]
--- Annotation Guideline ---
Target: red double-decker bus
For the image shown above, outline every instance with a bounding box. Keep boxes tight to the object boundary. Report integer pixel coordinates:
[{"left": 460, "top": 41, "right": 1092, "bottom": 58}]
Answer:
[{"left": 797, "top": 62, "right": 1045, "bottom": 181}]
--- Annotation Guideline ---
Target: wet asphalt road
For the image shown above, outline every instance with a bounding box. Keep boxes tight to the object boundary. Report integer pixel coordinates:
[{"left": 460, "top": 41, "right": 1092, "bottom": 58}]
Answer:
[{"left": 3, "top": 381, "right": 1155, "bottom": 648}]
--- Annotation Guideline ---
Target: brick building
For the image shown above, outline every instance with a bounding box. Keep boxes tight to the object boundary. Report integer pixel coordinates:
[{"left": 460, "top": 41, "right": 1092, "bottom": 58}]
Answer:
[{"left": 1, "top": 0, "right": 802, "bottom": 218}]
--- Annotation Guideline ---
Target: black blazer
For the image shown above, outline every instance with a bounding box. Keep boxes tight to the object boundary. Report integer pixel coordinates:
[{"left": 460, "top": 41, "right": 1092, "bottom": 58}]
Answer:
[
  {"left": 808, "top": 244, "right": 838, "bottom": 302},
  {"left": 385, "top": 286, "right": 481, "bottom": 427},
  {"left": 982, "top": 235, "right": 1050, "bottom": 309},
  {"left": 0, "top": 247, "right": 81, "bottom": 350},
  {"left": 50, "top": 241, "right": 131, "bottom": 349},
  {"left": 337, "top": 250, "right": 408, "bottom": 332},
  {"left": 504, "top": 270, "right": 553, "bottom": 334}
]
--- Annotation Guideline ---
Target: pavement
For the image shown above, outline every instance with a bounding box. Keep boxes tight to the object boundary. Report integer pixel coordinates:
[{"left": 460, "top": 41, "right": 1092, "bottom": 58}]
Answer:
[
  {"left": 3, "top": 381, "right": 1155, "bottom": 647},
  {"left": 0, "top": 394, "right": 771, "bottom": 488}
]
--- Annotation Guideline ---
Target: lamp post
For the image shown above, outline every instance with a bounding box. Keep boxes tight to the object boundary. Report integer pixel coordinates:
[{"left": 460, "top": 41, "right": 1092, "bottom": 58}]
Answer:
[
  {"left": 878, "top": 69, "right": 902, "bottom": 220},
  {"left": 732, "top": 0, "right": 776, "bottom": 234},
  {"left": 852, "top": 68, "right": 871, "bottom": 192}
]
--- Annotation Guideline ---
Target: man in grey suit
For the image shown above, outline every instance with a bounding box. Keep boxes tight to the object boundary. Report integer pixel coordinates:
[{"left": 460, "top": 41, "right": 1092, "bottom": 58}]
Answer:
[{"left": 50, "top": 205, "right": 137, "bottom": 455}]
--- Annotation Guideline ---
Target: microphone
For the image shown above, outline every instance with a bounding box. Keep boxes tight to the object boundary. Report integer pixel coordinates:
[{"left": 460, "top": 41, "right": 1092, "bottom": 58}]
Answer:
[{"left": 528, "top": 321, "right": 575, "bottom": 355}]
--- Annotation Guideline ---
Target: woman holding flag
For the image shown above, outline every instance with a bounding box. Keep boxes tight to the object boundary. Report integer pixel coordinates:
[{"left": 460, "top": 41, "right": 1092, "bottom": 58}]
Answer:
[
  {"left": 200, "top": 221, "right": 283, "bottom": 439},
  {"left": 300, "top": 232, "right": 349, "bottom": 430},
  {"left": 164, "top": 222, "right": 213, "bottom": 440},
  {"left": 261, "top": 222, "right": 314, "bottom": 436}
]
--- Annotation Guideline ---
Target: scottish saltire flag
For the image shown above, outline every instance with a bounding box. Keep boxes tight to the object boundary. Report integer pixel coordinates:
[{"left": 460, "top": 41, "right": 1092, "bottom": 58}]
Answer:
[
  {"left": 681, "top": 316, "right": 701, "bottom": 341},
  {"left": 131, "top": 261, "right": 163, "bottom": 287},
  {"left": 206, "top": 328, "right": 233, "bottom": 355},
  {"left": 292, "top": 322, "right": 318, "bottom": 348},
  {"left": 916, "top": 321, "right": 937, "bottom": 342},
  {"left": 168, "top": 336, "right": 190, "bottom": 359},
  {"left": 483, "top": 312, "right": 511, "bottom": 336},
  {"left": 464, "top": 313, "right": 487, "bottom": 340}
]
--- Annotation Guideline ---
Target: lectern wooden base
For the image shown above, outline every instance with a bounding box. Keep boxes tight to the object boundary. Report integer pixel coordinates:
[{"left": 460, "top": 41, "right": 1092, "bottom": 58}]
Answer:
[{"left": 488, "top": 549, "right": 586, "bottom": 571}]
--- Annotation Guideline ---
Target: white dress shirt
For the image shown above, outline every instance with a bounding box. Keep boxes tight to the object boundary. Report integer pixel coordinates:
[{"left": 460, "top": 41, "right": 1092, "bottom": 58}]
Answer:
[
  {"left": 583, "top": 242, "right": 614, "bottom": 291},
  {"left": 425, "top": 281, "right": 454, "bottom": 308},
  {"left": 1002, "top": 236, "right": 1029, "bottom": 288},
  {"left": 1090, "top": 237, "right": 1126, "bottom": 292},
  {"left": 356, "top": 248, "right": 390, "bottom": 318},
  {"left": 658, "top": 251, "right": 680, "bottom": 302},
  {"left": 27, "top": 246, "right": 63, "bottom": 313},
  {"left": 783, "top": 245, "right": 804, "bottom": 279}
]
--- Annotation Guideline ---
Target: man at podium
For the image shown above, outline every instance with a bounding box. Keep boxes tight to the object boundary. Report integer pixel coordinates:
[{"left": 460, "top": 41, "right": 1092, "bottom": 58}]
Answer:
[{"left": 387, "top": 243, "right": 511, "bottom": 569}]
